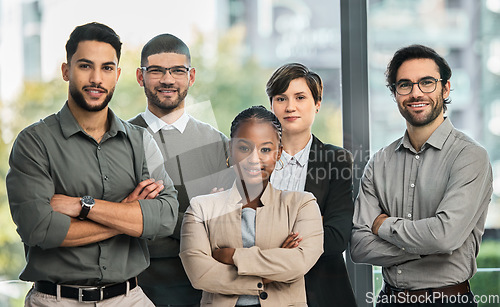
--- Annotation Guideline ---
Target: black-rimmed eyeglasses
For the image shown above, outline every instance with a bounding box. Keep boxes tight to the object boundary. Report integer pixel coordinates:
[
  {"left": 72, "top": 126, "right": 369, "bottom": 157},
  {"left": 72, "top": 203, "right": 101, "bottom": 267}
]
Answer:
[
  {"left": 141, "top": 65, "right": 191, "bottom": 79},
  {"left": 393, "top": 77, "right": 442, "bottom": 95}
]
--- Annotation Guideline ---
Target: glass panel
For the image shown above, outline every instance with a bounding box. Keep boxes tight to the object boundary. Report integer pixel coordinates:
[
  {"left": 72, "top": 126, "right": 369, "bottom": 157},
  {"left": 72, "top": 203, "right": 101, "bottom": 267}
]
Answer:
[
  {"left": 221, "top": 0, "right": 343, "bottom": 145},
  {"left": 471, "top": 240, "right": 500, "bottom": 306},
  {"left": 367, "top": 0, "right": 500, "bottom": 305}
]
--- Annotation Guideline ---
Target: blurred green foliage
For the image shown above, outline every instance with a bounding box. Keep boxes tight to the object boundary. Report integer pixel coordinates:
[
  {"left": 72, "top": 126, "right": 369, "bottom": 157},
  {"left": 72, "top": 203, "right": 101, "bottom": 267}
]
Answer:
[
  {"left": 189, "top": 26, "right": 272, "bottom": 137},
  {"left": 471, "top": 240, "right": 500, "bottom": 306}
]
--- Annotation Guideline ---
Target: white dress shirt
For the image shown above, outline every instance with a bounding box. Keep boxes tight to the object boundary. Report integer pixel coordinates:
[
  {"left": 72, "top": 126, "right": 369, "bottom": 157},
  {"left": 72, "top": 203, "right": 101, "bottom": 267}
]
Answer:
[
  {"left": 142, "top": 107, "right": 190, "bottom": 134},
  {"left": 271, "top": 135, "right": 313, "bottom": 192}
]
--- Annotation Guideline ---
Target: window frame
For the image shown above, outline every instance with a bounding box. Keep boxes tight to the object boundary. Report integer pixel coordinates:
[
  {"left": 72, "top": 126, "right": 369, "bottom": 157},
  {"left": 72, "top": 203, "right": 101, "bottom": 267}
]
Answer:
[{"left": 340, "top": 1, "right": 373, "bottom": 306}]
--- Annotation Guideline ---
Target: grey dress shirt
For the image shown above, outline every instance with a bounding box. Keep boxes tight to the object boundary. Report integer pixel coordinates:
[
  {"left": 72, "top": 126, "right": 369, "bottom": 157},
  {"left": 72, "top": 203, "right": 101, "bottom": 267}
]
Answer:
[
  {"left": 6, "top": 102, "right": 178, "bottom": 285},
  {"left": 351, "top": 118, "right": 493, "bottom": 290}
]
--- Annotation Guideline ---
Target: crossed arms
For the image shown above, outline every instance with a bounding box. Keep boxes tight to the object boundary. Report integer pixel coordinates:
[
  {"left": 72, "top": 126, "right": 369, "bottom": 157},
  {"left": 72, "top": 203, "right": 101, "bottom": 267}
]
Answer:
[
  {"left": 179, "top": 194, "right": 323, "bottom": 295},
  {"left": 350, "top": 145, "right": 493, "bottom": 267},
  {"left": 51, "top": 178, "right": 165, "bottom": 246},
  {"left": 6, "top": 127, "right": 178, "bottom": 249}
]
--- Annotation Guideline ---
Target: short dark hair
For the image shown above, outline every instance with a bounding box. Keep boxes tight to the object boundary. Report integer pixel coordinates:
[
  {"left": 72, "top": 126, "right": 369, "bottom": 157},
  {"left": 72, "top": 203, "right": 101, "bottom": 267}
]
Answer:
[
  {"left": 65, "top": 22, "right": 121, "bottom": 63},
  {"left": 266, "top": 63, "right": 323, "bottom": 105},
  {"left": 230, "top": 105, "right": 282, "bottom": 144},
  {"left": 141, "top": 34, "right": 191, "bottom": 67},
  {"left": 386, "top": 44, "right": 452, "bottom": 111}
]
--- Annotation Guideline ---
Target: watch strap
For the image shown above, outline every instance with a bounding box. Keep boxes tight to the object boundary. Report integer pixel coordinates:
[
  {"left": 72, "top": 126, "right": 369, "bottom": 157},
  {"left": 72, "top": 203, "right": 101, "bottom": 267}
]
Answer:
[
  {"left": 78, "top": 196, "right": 95, "bottom": 220},
  {"left": 78, "top": 205, "right": 91, "bottom": 220}
]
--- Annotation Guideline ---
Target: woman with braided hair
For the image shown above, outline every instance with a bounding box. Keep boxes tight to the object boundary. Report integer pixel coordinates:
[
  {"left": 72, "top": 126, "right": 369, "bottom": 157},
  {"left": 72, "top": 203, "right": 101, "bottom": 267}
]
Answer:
[
  {"left": 266, "top": 63, "right": 357, "bottom": 306},
  {"left": 180, "top": 105, "right": 324, "bottom": 307}
]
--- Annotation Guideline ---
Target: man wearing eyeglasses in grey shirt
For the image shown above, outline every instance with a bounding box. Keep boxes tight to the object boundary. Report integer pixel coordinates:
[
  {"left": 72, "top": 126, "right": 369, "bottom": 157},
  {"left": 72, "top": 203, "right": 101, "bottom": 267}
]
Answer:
[
  {"left": 351, "top": 44, "right": 493, "bottom": 306},
  {"left": 130, "top": 33, "right": 233, "bottom": 307}
]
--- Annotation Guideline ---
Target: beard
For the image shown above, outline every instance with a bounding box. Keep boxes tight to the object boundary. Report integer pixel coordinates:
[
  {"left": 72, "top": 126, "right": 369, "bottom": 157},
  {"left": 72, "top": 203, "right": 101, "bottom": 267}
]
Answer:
[
  {"left": 398, "top": 91, "right": 444, "bottom": 127},
  {"left": 69, "top": 82, "right": 114, "bottom": 112},
  {"left": 144, "top": 85, "right": 188, "bottom": 111}
]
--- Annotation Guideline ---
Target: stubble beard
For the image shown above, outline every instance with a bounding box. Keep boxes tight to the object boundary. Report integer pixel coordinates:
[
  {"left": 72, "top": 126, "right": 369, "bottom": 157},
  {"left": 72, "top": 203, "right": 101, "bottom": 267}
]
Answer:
[
  {"left": 69, "top": 83, "right": 114, "bottom": 112},
  {"left": 399, "top": 91, "right": 444, "bottom": 127},
  {"left": 145, "top": 85, "right": 188, "bottom": 112}
]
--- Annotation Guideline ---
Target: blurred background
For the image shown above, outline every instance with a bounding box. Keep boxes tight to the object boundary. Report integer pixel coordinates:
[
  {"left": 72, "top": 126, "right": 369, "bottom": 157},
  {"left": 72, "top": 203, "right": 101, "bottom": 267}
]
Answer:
[{"left": 0, "top": 0, "right": 498, "bottom": 306}]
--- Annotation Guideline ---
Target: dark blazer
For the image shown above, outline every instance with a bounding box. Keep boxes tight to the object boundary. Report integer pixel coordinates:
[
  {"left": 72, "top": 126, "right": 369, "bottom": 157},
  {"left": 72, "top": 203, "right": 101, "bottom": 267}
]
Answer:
[{"left": 304, "top": 135, "right": 357, "bottom": 307}]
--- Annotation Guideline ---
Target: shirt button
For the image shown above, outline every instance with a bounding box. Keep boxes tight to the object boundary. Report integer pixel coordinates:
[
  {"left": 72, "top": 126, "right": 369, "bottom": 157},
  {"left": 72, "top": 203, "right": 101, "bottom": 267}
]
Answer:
[
  {"left": 401, "top": 247, "right": 405, "bottom": 251},
  {"left": 97, "top": 146, "right": 101, "bottom": 150},
  {"left": 397, "top": 270, "right": 402, "bottom": 274},
  {"left": 259, "top": 291, "right": 268, "bottom": 300},
  {"left": 257, "top": 282, "right": 263, "bottom": 288},
  {"left": 104, "top": 175, "right": 109, "bottom": 181},
  {"left": 410, "top": 183, "right": 415, "bottom": 188},
  {"left": 407, "top": 213, "right": 412, "bottom": 218},
  {"left": 102, "top": 266, "right": 107, "bottom": 270},
  {"left": 415, "top": 155, "right": 420, "bottom": 159}
]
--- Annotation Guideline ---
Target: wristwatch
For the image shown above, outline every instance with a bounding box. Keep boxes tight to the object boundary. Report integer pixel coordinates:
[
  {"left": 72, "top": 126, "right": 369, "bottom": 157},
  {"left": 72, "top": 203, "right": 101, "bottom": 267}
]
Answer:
[{"left": 78, "top": 195, "right": 95, "bottom": 220}]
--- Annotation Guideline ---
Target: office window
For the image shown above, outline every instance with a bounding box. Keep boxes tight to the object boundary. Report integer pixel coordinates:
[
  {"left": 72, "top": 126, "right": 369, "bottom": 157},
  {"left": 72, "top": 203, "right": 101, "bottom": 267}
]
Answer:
[{"left": 367, "top": 0, "right": 500, "bottom": 304}]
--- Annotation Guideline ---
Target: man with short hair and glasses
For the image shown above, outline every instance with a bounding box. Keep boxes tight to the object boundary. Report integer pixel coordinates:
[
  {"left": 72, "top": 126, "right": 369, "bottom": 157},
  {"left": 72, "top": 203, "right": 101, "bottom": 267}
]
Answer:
[
  {"left": 351, "top": 44, "right": 493, "bottom": 306},
  {"left": 129, "top": 33, "right": 233, "bottom": 307},
  {"left": 6, "top": 22, "right": 179, "bottom": 306}
]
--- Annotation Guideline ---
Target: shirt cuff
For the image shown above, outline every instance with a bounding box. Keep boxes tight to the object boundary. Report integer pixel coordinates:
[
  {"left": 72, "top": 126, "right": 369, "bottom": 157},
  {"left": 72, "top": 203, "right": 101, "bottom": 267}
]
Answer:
[
  {"left": 45, "top": 212, "right": 71, "bottom": 248},
  {"left": 138, "top": 199, "right": 156, "bottom": 238},
  {"left": 377, "top": 216, "right": 399, "bottom": 243}
]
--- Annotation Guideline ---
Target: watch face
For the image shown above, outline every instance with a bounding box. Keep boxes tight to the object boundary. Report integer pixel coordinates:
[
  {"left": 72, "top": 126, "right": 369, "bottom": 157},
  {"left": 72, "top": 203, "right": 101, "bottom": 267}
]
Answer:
[
  {"left": 81, "top": 195, "right": 95, "bottom": 206},
  {"left": 79, "top": 195, "right": 94, "bottom": 220}
]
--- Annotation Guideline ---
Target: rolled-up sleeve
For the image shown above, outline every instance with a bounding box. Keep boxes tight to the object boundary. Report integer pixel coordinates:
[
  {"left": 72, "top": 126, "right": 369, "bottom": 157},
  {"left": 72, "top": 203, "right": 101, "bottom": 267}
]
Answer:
[
  {"left": 139, "top": 130, "right": 178, "bottom": 239},
  {"left": 6, "top": 128, "right": 70, "bottom": 249}
]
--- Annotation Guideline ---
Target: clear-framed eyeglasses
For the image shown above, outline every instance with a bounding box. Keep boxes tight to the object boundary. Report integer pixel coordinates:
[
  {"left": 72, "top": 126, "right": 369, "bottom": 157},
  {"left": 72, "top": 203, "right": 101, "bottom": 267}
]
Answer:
[
  {"left": 140, "top": 65, "right": 191, "bottom": 79},
  {"left": 393, "top": 77, "right": 442, "bottom": 95}
]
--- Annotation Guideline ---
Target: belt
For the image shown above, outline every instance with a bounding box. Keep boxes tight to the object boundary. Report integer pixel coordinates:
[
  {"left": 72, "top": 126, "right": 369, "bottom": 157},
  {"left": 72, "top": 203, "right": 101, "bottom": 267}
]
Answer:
[
  {"left": 383, "top": 280, "right": 470, "bottom": 299},
  {"left": 34, "top": 277, "right": 137, "bottom": 302}
]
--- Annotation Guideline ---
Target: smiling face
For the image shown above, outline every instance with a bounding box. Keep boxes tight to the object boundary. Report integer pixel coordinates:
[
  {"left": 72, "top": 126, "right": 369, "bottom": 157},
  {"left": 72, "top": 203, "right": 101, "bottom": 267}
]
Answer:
[
  {"left": 270, "top": 77, "right": 319, "bottom": 136},
  {"left": 62, "top": 40, "right": 121, "bottom": 112},
  {"left": 230, "top": 119, "right": 282, "bottom": 189},
  {"left": 136, "top": 52, "right": 195, "bottom": 116},
  {"left": 395, "top": 58, "right": 450, "bottom": 128}
]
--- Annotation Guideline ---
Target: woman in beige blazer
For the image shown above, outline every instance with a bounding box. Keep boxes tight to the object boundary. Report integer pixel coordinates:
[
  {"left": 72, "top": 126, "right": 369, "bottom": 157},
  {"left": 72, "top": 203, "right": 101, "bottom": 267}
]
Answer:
[{"left": 180, "top": 106, "right": 324, "bottom": 307}]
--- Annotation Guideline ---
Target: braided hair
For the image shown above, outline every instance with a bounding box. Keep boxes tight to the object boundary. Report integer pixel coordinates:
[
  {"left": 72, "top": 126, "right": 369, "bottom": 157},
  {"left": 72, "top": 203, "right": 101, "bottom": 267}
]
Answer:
[{"left": 230, "top": 105, "right": 282, "bottom": 143}]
